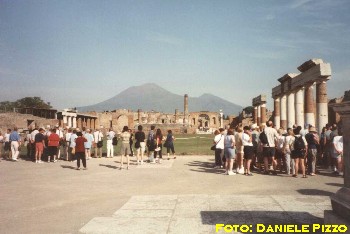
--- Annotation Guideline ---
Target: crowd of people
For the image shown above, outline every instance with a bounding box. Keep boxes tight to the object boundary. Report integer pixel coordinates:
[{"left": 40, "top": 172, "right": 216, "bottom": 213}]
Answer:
[
  {"left": 0, "top": 125, "right": 176, "bottom": 170},
  {"left": 212, "top": 120, "right": 344, "bottom": 178}
]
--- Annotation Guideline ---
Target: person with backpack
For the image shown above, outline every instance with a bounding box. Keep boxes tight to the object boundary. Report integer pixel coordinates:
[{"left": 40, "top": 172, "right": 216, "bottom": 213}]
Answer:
[
  {"left": 135, "top": 125, "right": 146, "bottom": 164},
  {"left": 261, "top": 121, "right": 279, "bottom": 175},
  {"left": 147, "top": 125, "right": 156, "bottom": 163},
  {"left": 291, "top": 126, "right": 308, "bottom": 178},
  {"left": 305, "top": 126, "right": 319, "bottom": 176},
  {"left": 164, "top": 130, "right": 176, "bottom": 160}
]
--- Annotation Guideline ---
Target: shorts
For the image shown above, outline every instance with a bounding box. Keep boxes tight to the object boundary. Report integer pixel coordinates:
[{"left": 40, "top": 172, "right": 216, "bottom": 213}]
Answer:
[
  {"left": 243, "top": 146, "right": 254, "bottom": 160},
  {"left": 263, "top": 147, "right": 275, "bottom": 158},
  {"left": 291, "top": 150, "right": 306, "bottom": 159},
  {"left": 4, "top": 142, "right": 10, "bottom": 151},
  {"left": 224, "top": 147, "right": 235, "bottom": 159},
  {"left": 36, "top": 142, "right": 44, "bottom": 152},
  {"left": 120, "top": 142, "right": 131, "bottom": 156},
  {"left": 236, "top": 146, "right": 244, "bottom": 154},
  {"left": 136, "top": 142, "right": 146, "bottom": 153},
  {"left": 48, "top": 146, "right": 58, "bottom": 156},
  {"left": 275, "top": 149, "right": 284, "bottom": 159},
  {"left": 332, "top": 152, "right": 343, "bottom": 159}
]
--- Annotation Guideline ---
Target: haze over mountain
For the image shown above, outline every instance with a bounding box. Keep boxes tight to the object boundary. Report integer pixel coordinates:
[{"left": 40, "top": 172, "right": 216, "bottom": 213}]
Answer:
[{"left": 77, "top": 83, "right": 243, "bottom": 115}]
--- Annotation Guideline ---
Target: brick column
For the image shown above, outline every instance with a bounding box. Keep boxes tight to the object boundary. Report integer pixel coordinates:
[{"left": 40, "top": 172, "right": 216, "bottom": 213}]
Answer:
[
  {"left": 316, "top": 81, "right": 328, "bottom": 133},
  {"left": 253, "top": 106, "right": 258, "bottom": 124},
  {"left": 274, "top": 98, "right": 280, "bottom": 129},
  {"left": 295, "top": 88, "right": 304, "bottom": 128},
  {"left": 287, "top": 92, "right": 295, "bottom": 128},
  {"left": 184, "top": 94, "right": 189, "bottom": 124},
  {"left": 304, "top": 84, "right": 315, "bottom": 127},
  {"left": 257, "top": 105, "right": 261, "bottom": 126},
  {"left": 280, "top": 94, "right": 287, "bottom": 130},
  {"left": 261, "top": 103, "right": 266, "bottom": 125}
]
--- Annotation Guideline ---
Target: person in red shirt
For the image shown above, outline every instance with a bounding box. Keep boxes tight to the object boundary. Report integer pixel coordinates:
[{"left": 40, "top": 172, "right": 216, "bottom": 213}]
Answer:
[
  {"left": 48, "top": 128, "right": 60, "bottom": 162},
  {"left": 75, "top": 132, "right": 87, "bottom": 170}
]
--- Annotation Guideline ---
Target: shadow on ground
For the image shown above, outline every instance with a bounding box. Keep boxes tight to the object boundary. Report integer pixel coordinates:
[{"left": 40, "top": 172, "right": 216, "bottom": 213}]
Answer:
[
  {"left": 297, "top": 189, "right": 334, "bottom": 197},
  {"left": 99, "top": 164, "right": 118, "bottom": 169},
  {"left": 201, "top": 210, "right": 323, "bottom": 233},
  {"left": 60, "top": 165, "right": 76, "bottom": 169},
  {"left": 185, "top": 160, "right": 224, "bottom": 174}
]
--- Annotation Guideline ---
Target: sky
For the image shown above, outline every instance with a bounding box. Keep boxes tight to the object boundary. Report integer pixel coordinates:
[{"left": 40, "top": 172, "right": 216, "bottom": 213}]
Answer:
[{"left": 1, "top": 0, "right": 350, "bottom": 112}]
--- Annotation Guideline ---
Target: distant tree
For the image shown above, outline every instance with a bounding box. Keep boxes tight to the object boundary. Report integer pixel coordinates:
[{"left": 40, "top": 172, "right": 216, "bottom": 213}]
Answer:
[
  {"left": 243, "top": 106, "right": 254, "bottom": 115},
  {"left": 0, "top": 97, "right": 52, "bottom": 111}
]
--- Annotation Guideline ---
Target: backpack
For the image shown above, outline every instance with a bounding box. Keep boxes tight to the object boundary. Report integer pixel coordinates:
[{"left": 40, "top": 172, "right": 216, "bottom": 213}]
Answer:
[
  {"left": 294, "top": 136, "right": 305, "bottom": 151},
  {"left": 259, "top": 131, "right": 269, "bottom": 145},
  {"left": 112, "top": 136, "right": 118, "bottom": 146}
]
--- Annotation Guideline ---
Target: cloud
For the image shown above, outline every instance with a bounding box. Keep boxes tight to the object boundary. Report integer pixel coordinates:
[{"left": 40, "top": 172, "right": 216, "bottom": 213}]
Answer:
[
  {"left": 289, "top": 0, "right": 313, "bottom": 9},
  {"left": 146, "top": 31, "right": 184, "bottom": 46}
]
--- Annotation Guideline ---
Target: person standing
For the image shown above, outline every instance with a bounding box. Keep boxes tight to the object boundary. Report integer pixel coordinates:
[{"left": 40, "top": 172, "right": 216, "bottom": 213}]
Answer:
[
  {"left": 47, "top": 128, "right": 60, "bottom": 162},
  {"left": 135, "top": 125, "right": 146, "bottom": 164},
  {"left": 106, "top": 128, "right": 115, "bottom": 158},
  {"left": 224, "top": 128, "right": 236, "bottom": 175},
  {"left": 164, "top": 130, "right": 176, "bottom": 160},
  {"left": 84, "top": 129, "right": 94, "bottom": 160},
  {"left": 213, "top": 129, "right": 224, "bottom": 169},
  {"left": 93, "top": 129, "right": 103, "bottom": 158},
  {"left": 234, "top": 126, "right": 244, "bottom": 173},
  {"left": 147, "top": 126, "right": 156, "bottom": 163},
  {"left": 69, "top": 130, "right": 78, "bottom": 161},
  {"left": 4, "top": 129, "right": 11, "bottom": 159},
  {"left": 242, "top": 126, "right": 254, "bottom": 176},
  {"left": 283, "top": 128, "right": 295, "bottom": 175},
  {"left": 35, "top": 128, "right": 46, "bottom": 163},
  {"left": 9, "top": 127, "right": 21, "bottom": 161},
  {"left": 291, "top": 126, "right": 308, "bottom": 178},
  {"left": 64, "top": 128, "right": 72, "bottom": 161},
  {"left": 305, "top": 126, "right": 319, "bottom": 176},
  {"left": 262, "top": 121, "right": 279, "bottom": 175},
  {"left": 0, "top": 132, "right": 4, "bottom": 160},
  {"left": 75, "top": 131, "right": 87, "bottom": 170},
  {"left": 332, "top": 129, "right": 343, "bottom": 176},
  {"left": 129, "top": 129, "right": 134, "bottom": 156},
  {"left": 30, "top": 127, "right": 39, "bottom": 160},
  {"left": 120, "top": 126, "right": 131, "bottom": 169},
  {"left": 154, "top": 128, "right": 164, "bottom": 164}
]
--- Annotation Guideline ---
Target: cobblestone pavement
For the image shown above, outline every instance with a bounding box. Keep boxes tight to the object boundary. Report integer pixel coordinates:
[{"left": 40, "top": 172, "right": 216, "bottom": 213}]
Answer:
[{"left": 0, "top": 156, "right": 343, "bottom": 234}]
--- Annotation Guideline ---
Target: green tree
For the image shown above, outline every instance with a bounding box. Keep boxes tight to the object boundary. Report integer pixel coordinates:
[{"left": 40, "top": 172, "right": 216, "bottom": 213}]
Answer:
[
  {"left": 0, "top": 97, "right": 52, "bottom": 111},
  {"left": 243, "top": 106, "right": 254, "bottom": 115}
]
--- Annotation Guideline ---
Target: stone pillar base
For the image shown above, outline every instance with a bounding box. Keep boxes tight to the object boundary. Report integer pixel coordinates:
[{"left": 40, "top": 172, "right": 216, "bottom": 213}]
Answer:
[{"left": 324, "top": 210, "right": 350, "bottom": 234}]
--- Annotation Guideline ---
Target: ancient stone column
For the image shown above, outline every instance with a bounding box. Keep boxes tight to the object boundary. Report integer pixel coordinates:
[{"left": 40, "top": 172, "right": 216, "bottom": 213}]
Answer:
[
  {"left": 316, "top": 81, "right": 328, "bottom": 132},
  {"left": 72, "top": 117, "right": 77, "bottom": 128},
  {"left": 257, "top": 105, "right": 261, "bottom": 126},
  {"left": 280, "top": 94, "right": 287, "bottom": 130},
  {"left": 287, "top": 92, "right": 295, "bottom": 128},
  {"left": 274, "top": 98, "right": 280, "bottom": 129},
  {"left": 137, "top": 109, "right": 142, "bottom": 124},
  {"left": 175, "top": 109, "right": 179, "bottom": 123},
  {"left": 261, "top": 103, "right": 266, "bottom": 125},
  {"left": 253, "top": 106, "right": 258, "bottom": 124},
  {"left": 77, "top": 117, "right": 82, "bottom": 129},
  {"left": 67, "top": 116, "right": 72, "bottom": 128},
  {"left": 325, "top": 97, "right": 350, "bottom": 227},
  {"left": 184, "top": 94, "right": 189, "bottom": 124},
  {"left": 304, "top": 84, "right": 315, "bottom": 127},
  {"left": 295, "top": 88, "right": 304, "bottom": 128}
]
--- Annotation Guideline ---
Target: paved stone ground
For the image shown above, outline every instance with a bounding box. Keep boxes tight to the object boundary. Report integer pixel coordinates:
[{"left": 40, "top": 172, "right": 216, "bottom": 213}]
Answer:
[{"left": 0, "top": 155, "right": 344, "bottom": 234}]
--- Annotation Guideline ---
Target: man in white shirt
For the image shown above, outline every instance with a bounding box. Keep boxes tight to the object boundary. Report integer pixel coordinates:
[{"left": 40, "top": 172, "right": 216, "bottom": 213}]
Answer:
[
  {"left": 106, "top": 129, "right": 115, "bottom": 158},
  {"left": 93, "top": 129, "right": 104, "bottom": 158},
  {"left": 262, "top": 121, "right": 279, "bottom": 175}
]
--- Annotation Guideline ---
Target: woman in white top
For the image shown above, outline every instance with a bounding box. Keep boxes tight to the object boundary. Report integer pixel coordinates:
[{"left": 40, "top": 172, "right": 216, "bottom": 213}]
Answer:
[
  {"left": 276, "top": 129, "right": 285, "bottom": 173},
  {"left": 333, "top": 129, "right": 343, "bottom": 176},
  {"left": 213, "top": 129, "right": 224, "bottom": 168},
  {"left": 242, "top": 126, "right": 254, "bottom": 176},
  {"left": 224, "top": 129, "right": 236, "bottom": 175}
]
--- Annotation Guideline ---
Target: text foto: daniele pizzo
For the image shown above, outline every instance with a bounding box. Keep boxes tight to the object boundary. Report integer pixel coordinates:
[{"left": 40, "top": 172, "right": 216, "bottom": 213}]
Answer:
[{"left": 216, "top": 224, "right": 348, "bottom": 233}]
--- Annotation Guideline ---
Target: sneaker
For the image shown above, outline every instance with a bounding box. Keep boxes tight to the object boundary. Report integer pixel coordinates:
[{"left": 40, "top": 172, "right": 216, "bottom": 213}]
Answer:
[
  {"left": 76, "top": 167, "right": 80, "bottom": 170},
  {"left": 53, "top": 160, "right": 57, "bottom": 163},
  {"left": 35, "top": 160, "right": 38, "bottom": 163},
  {"left": 47, "top": 160, "right": 50, "bottom": 163},
  {"left": 83, "top": 167, "right": 87, "bottom": 170},
  {"left": 228, "top": 171, "right": 236, "bottom": 176},
  {"left": 140, "top": 161, "right": 144, "bottom": 165},
  {"left": 38, "top": 160, "right": 44, "bottom": 163},
  {"left": 238, "top": 168, "right": 244, "bottom": 174}
]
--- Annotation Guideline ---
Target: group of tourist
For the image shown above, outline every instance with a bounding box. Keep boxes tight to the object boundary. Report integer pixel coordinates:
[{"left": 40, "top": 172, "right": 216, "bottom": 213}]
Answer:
[
  {"left": 0, "top": 125, "right": 176, "bottom": 170},
  {"left": 212, "top": 120, "right": 344, "bottom": 178}
]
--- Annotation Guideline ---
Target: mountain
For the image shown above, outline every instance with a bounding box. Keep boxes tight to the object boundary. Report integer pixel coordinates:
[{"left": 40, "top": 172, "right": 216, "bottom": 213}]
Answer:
[{"left": 77, "top": 83, "right": 243, "bottom": 115}]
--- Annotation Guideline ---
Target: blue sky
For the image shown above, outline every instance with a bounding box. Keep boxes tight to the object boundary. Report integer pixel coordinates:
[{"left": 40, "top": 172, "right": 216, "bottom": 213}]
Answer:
[{"left": 1, "top": 0, "right": 349, "bottom": 112}]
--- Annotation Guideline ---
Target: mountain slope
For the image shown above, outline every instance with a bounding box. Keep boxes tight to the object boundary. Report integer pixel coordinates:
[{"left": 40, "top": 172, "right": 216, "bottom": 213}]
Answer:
[{"left": 77, "top": 83, "right": 242, "bottom": 115}]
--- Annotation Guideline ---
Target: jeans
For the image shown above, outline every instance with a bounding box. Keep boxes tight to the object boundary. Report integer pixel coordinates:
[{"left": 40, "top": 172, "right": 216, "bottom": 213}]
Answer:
[
  {"left": 308, "top": 148, "right": 317, "bottom": 174},
  {"left": 215, "top": 148, "right": 223, "bottom": 166}
]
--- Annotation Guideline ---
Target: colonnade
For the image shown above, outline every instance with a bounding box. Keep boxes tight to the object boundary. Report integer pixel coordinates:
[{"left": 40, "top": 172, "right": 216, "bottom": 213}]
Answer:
[
  {"left": 272, "top": 59, "right": 331, "bottom": 132},
  {"left": 57, "top": 109, "right": 97, "bottom": 129},
  {"left": 252, "top": 95, "right": 267, "bottom": 126}
]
